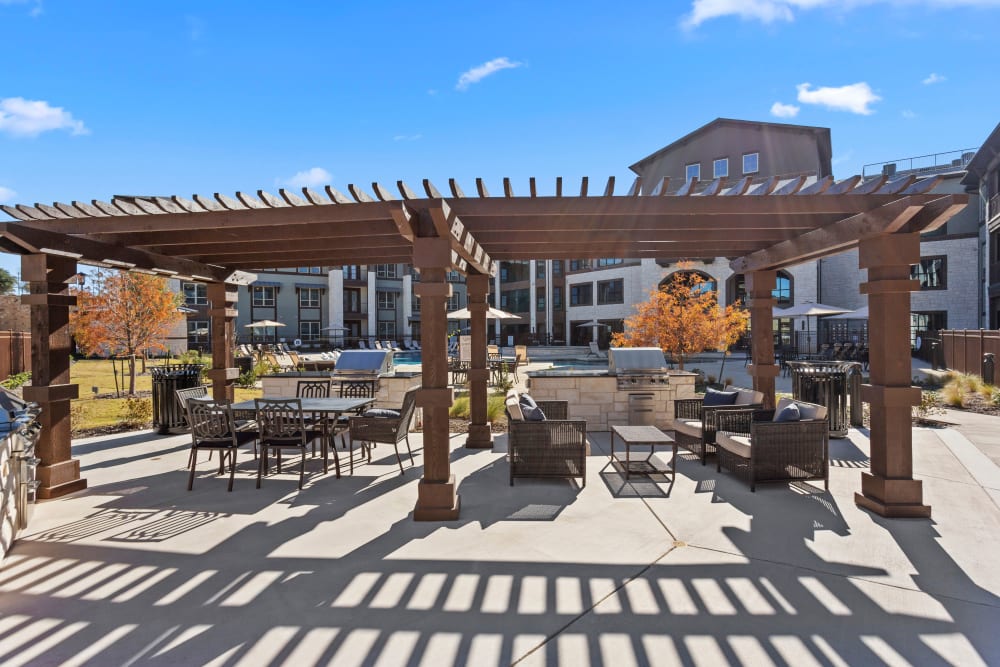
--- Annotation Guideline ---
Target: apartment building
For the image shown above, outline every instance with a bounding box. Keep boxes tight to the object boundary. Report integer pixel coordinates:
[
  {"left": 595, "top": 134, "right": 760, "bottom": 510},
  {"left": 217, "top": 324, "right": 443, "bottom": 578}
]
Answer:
[{"left": 963, "top": 122, "right": 1000, "bottom": 328}]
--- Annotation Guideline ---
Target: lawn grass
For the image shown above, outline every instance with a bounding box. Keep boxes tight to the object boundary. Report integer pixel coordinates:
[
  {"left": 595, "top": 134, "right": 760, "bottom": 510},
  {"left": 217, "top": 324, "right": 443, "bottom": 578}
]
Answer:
[{"left": 68, "top": 357, "right": 262, "bottom": 433}]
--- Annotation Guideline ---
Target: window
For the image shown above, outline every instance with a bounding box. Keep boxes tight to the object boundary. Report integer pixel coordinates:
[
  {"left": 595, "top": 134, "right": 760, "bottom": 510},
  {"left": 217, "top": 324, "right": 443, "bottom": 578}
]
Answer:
[
  {"left": 570, "top": 283, "right": 593, "bottom": 306},
  {"left": 663, "top": 271, "right": 716, "bottom": 294},
  {"left": 536, "top": 286, "right": 545, "bottom": 311},
  {"left": 569, "top": 259, "right": 589, "bottom": 272},
  {"left": 299, "top": 288, "right": 322, "bottom": 308},
  {"left": 343, "top": 265, "right": 362, "bottom": 281},
  {"left": 597, "top": 279, "right": 624, "bottom": 304},
  {"left": 252, "top": 286, "right": 275, "bottom": 307},
  {"left": 536, "top": 263, "right": 545, "bottom": 279},
  {"left": 500, "top": 260, "right": 529, "bottom": 283},
  {"left": 552, "top": 286, "right": 563, "bottom": 310},
  {"left": 500, "top": 288, "right": 530, "bottom": 312},
  {"left": 911, "top": 256, "right": 946, "bottom": 290},
  {"left": 552, "top": 260, "right": 563, "bottom": 276},
  {"left": 297, "top": 267, "right": 322, "bottom": 274},
  {"left": 299, "top": 321, "right": 321, "bottom": 341},
  {"left": 743, "top": 152, "right": 759, "bottom": 175},
  {"left": 727, "top": 271, "right": 793, "bottom": 306},
  {"left": 377, "top": 291, "right": 396, "bottom": 310},
  {"left": 182, "top": 282, "right": 207, "bottom": 306},
  {"left": 187, "top": 320, "right": 209, "bottom": 344},
  {"left": 344, "top": 288, "right": 362, "bottom": 313},
  {"left": 412, "top": 296, "right": 421, "bottom": 312},
  {"left": 377, "top": 321, "right": 396, "bottom": 339},
  {"left": 375, "top": 264, "right": 398, "bottom": 279},
  {"left": 447, "top": 292, "right": 462, "bottom": 311},
  {"left": 685, "top": 163, "right": 700, "bottom": 181},
  {"left": 596, "top": 258, "right": 623, "bottom": 267},
  {"left": 713, "top": 158, "right": 728, "bottom": 179},
  {"left": 911, "top": 311, "right": 947, "bottom": 347}
]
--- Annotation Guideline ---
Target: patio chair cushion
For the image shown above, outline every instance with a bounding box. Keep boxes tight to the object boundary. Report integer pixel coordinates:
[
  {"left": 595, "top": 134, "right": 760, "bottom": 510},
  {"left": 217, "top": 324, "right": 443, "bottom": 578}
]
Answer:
[
  {"left": 704, "top": 388, "right": 739, "bottom": 406},
  {"left": 774, "top": 397, "right": 828, "bottom": 421},
  {"left": 518, "top": 394, "right": 546, "bottom": 422},
  {"left": 733, "top": 388, "right": 764, "bottom": 405},
  {"left": 716, "top": 432, "right": 752, "bottom": 459},
  {"left": 505, "top": 392, "right": 524, "bottom": 421},
  {"left": 364, "top": 408, "right": 401, "bottom": 419},
  {"left": 774, "top": 402, "right": 801, "bottom": 422},
  {"left": 672, "top": 419, "right": 702, "bottom": 439}
]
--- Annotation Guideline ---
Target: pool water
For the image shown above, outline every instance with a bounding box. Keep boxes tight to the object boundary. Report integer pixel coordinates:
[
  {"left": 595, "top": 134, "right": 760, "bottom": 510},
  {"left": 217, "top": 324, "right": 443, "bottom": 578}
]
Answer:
[{"left": 393, "top": 350, "right": 422, "bottom": 366}]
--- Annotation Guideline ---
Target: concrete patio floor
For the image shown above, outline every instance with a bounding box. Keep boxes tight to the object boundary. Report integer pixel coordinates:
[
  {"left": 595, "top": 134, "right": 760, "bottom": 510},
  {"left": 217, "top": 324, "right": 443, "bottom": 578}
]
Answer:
[{"left": 1, "top": 417, "right": 999, "bottom": 666}]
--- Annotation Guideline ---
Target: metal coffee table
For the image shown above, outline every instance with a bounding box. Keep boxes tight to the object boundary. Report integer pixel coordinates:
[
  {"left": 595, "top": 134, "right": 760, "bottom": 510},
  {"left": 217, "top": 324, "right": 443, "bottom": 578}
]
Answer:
[{"left": 610, "top": 425, "right": 678, "bottom": 482}]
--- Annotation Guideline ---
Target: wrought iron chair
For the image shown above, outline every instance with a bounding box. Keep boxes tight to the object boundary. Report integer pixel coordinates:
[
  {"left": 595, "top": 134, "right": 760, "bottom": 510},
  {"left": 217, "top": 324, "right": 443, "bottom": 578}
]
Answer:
[
  {"left": 254, "top": 398, "right": 327, "bottom": 489},
  {"left": 185, "top": 398, "right": 257, "bottom": 492},
  {"left": 347, "top": 387, "right": 418, "bottom": 475},
  {"left": 297, "top": 379, "right": 332, "bottom": 455}
]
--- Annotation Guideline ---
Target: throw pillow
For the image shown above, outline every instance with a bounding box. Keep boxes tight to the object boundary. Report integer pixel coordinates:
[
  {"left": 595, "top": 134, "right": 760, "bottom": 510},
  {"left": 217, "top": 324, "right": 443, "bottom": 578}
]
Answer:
[
  {"left": 774, "top": 402, "right": 801, "bottom": 422},
  {"left": 518, "top": 394, "right": 547, "bottom": 421},
  {"left": 703, "top": 387, "right": 739, "bottom": 406},
  {"left": 363, "top": 408, "right": 401, "bottom": 419}
]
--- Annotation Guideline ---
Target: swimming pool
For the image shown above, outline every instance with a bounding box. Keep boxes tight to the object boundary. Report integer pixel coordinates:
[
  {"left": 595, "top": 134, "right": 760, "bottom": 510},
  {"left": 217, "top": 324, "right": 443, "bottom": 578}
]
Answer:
[{"left": 393, "top": 350, "right": 422, "bottom": 366}]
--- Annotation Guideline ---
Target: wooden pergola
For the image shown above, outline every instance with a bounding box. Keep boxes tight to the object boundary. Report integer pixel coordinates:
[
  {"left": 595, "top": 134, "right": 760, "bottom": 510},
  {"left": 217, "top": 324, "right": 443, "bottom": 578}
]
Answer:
[{"left": 1, "top": 173, "right": 967, "bottom": 519}]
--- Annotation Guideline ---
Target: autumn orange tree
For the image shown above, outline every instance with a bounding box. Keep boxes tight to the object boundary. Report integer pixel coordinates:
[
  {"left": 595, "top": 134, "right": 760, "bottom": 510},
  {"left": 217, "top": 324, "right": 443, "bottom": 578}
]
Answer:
[
  {"left": 71, "top": 271, "right": 184, "bottom": 394},
  {"left": 611, "top": 268, "right": 749, "bottom": 370}
]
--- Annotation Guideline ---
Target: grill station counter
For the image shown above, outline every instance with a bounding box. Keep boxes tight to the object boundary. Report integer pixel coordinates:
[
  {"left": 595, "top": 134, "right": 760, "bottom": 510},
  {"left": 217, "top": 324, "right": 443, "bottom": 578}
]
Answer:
[{"left": 526, "top": 348, "right": 698, "bottom": 431}]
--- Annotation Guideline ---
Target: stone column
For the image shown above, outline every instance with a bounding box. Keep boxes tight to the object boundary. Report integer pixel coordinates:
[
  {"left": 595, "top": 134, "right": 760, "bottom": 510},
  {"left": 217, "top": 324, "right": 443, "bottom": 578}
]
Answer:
[
  {"left": 465, "top": 272, "right": 492, "bottom": 449},
  {"left": 856, "top": 233, "right": 929, "bottom": 518},
  {"left": 412, "top": 238, "right": 459, "bottom": 520},
  {"left": 21, "top": 254, "right": 84, "bottom": 498},
  {"left": 746, "top": 270, "right": 778, "bottom": 410},
  {"left": 207, "top": 282, "right": 238, "bottom": 402}
]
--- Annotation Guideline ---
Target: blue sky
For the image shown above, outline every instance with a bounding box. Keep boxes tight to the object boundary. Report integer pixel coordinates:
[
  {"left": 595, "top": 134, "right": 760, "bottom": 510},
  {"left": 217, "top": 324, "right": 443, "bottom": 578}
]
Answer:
[{"left": 2, "top": 0, "right": 999, "bottom": 278}]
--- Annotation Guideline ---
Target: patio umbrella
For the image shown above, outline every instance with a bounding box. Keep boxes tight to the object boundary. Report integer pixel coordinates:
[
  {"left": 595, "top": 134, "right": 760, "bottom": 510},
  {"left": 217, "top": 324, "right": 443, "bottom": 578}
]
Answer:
[
  {"left": 446, "top": 306, "right": 521, "bottom": 320},
  {"left": 773, "top": 303, "right": 850, "bottom": 352},
  {"left": 827, "top": 305, "right": 869, "bottom": 320},
  {"left": 575, "top": 320, "right": 611, "bottom": 328},
  {"left": 244, "top": 319, "right": 285, "bottom": 343}
]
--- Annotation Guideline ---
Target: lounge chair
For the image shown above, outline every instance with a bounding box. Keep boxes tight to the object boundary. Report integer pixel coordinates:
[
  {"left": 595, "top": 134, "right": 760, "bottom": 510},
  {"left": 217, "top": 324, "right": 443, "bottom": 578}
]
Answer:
[
  {"left": 358, "top": 340, "right": 368, "bottom": 349},
  {"left": 505, "top": 390, "right": 587, "bottom": 487},
  {"left": 373, "top": 341, "right": 384, "bottom": 350},
  {"left": 671, "top": 387, "right": 764, "bottom": 465},
  {"left": 587, "top": 342, "right": 607, "bottom": 359}
]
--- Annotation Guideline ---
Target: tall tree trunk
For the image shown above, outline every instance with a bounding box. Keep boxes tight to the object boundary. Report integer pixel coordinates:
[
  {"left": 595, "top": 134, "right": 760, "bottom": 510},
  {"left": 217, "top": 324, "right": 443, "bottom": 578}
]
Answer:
[{"left": 128, "top": 355, "right": 136, "bottom": 395}]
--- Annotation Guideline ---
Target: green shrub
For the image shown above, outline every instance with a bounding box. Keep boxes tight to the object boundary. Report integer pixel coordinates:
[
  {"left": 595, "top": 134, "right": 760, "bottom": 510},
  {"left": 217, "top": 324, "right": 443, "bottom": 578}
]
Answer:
[
  {"left": 914, "top": 390, "right": 945, "bottom": 421},
  {"left": 449, "top": 396, "right": 470, "bottom": 418},
  {"left": 0, "top": 371, "right": 31, "bottom": 390}
]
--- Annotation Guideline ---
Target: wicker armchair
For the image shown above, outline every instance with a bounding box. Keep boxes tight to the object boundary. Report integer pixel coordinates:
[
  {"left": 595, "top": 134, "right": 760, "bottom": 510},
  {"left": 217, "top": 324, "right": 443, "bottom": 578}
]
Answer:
[
  {"left": 347, "top": 387, "right": 418, "bottom": 475},
  {"left": 714, "top": 399, "right": 829, "bottom": 492},
  {"left": 671, "top": 388, "right": 764, "bottom": 465},
  {"left": 507, "top": 400, "right": 587, "bottom": 487}
]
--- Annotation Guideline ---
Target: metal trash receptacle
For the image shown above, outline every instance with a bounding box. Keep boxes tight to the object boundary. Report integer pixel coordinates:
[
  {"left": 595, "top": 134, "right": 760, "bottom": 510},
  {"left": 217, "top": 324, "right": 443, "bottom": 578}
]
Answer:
[
  {"left": 151, "top": 364, "right": 204, "bottom": 435},
  {"left": 787, "top": 361, "right": 862, "bottom": 438}
]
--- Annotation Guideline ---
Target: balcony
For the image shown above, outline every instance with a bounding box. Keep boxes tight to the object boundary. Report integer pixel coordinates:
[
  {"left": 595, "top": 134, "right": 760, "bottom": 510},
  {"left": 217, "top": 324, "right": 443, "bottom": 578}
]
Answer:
[
  {"left": 990, "top": 193, "right": 1000, "bottom": 223},
  {"left": 862, "top": 148, "right": 976, "bottom": 179}
]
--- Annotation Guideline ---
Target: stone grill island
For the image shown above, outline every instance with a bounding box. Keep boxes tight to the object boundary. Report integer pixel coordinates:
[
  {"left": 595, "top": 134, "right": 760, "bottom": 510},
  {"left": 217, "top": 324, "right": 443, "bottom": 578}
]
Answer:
[{"left": 526, "top": 348, "right": 697, "bottom": 431}]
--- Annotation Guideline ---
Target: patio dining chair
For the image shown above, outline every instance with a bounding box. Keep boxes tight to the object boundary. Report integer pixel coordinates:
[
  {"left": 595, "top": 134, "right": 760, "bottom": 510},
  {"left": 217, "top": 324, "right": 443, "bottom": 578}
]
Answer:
[
  {"left": 255, "top": 398, "right": 327, "bottom": 489},
  {"left": 347, "top": 387, "right": 418, "bottom": 475},
  {"left": 185, "top": 398, "right": 258, "bottom": 492}
]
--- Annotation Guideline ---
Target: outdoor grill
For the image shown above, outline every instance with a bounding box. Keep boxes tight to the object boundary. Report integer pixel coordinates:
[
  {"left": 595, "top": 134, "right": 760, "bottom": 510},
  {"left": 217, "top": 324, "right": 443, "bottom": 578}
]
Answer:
[
  {"left": 331, "top": 349, "right": 393, "bottom": 384},
  {"left": 609, "top": 347, "right": 672, "bottom": 390}
]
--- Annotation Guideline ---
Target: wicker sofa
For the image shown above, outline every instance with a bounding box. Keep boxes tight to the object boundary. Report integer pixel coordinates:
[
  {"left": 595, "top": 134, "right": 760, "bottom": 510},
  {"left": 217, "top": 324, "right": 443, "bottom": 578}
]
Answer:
[
  {"left": 505, "top": 391, "right": 587, "bottom": 487},
  {"left": 671, "top": 387, "right": 764, "bottom": 465},
  {"left": 714, "top": 398, "right": 829, "bottom": 491}
]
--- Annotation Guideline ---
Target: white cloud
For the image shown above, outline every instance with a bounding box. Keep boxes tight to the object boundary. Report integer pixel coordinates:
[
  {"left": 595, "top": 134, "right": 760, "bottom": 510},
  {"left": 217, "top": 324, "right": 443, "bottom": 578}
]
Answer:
[
  {"left": 902, "top": 109, "right": 917, "bottom": 118},
  {"left": 922, "top": 72, "right": 946, "bottom": 84},
  {"left": 455, "top": 57, "right": 523, "bottom": 91},
  {"left": 770, "top": 101, "right": 801, "bottom": 118},
  {"left": 796, "top": 82, "right": 881, "bottom": 115},
  {"left": 682, "top": 0, "right": 1000, "bottom": 29},
  {"left": 281, "top": 167, "right": 332, "bottom": 188},
  {"left": 0, "top": 97, "right": 88, "bottom": 137},
  {"left": 0, "top": 186, "right": 16, "bottom": 203},
  {"left": 392, "top": 134, "right": 422, "bottom": 142}
]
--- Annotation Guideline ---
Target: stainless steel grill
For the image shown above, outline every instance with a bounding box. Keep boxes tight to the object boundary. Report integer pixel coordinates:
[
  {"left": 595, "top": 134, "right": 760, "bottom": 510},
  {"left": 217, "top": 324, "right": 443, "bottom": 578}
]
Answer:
[
  {"left": 332, "top": 349, "right": 393, "bottom": 377},
  {"left": 609, "top": 348, "right": 671, "bottom": 390}
]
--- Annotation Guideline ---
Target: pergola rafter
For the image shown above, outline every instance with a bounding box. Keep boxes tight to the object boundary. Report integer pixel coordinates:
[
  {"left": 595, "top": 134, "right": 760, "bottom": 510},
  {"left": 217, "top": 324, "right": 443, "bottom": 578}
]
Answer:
[{"left": 0, "top": 172, "right": 967, "bottom": 520}]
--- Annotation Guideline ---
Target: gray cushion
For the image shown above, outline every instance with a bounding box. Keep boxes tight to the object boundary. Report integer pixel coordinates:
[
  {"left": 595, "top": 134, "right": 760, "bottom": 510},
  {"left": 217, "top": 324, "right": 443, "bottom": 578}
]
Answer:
[
  {"left": 505, "top": 395, "right": 524, "bottom": 421},
  {"left": 518, "top": 394, "right": 546, "bottom": 421},
  {"left": 704, "top": 388, "right": 739, "bottom": 406},
  {"left": 774, "top": 397, "right": 828, "bottom": 421},
  {"left": 716, "top": 432, "right": 752, "bottom": 459},
  {"left": 671, "top": 419, "right": 703, "bottom": 438},
  {"left": 734, "top": 388, "right": 764, "bottom": 405},
  {"left": 774, "top": 402, "right": 801, "bottom": 422},
  {"left": 364, "top": 408, "right": 400, "bottom": 419}
]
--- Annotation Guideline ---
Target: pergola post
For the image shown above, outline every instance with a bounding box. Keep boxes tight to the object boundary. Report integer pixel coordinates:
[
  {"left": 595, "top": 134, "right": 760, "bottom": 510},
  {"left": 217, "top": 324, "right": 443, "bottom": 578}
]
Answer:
[
  {"left": 207, "top": 282, "right": 238, "bottom": 402},
  {"left": 855, "top": 233, "right": 930, "bottom": 518},
  {"left": 465, "top": 273, "right": 492, "bottom": 449},
  {"left": 21, "top": 253, "right": 85, "bottom": 498},
  {"left": 412, "top": 238, "right": 459, "bottom": 520},
  {"left": 746, "top": 270, "right": 778, "bottom": 410}
]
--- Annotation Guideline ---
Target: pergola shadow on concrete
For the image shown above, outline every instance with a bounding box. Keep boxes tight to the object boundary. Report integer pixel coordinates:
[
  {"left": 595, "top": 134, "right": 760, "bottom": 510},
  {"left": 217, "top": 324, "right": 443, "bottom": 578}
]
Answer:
[{"left": 0, "top": 172, "right": 967, "bottom": 519}]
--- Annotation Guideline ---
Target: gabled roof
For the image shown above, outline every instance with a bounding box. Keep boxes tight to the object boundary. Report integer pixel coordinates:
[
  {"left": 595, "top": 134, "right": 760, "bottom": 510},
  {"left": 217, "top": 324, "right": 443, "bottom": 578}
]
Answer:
[
  {"left": 961, "top": 121, "right": 1000, "bottom": 186},
  {"left": 629, "top": 118, "right": 832, "bottom": 174}
]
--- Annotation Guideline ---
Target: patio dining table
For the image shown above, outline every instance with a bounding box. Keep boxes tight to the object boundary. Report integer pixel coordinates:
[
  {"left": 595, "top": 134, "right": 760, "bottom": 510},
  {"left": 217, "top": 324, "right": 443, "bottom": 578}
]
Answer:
[{"left": 231, "top": 396, "right": 376, "bottom": 477}]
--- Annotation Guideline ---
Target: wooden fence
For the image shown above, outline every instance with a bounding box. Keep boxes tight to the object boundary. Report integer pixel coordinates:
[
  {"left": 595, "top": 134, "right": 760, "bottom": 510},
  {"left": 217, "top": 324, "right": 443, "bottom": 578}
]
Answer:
[
  {"left": 940, "top": 330, "right": 1000, "bottom": 376},
  {"left": 0, "top": 331, "right": 31, "bottom": 380}
]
